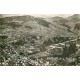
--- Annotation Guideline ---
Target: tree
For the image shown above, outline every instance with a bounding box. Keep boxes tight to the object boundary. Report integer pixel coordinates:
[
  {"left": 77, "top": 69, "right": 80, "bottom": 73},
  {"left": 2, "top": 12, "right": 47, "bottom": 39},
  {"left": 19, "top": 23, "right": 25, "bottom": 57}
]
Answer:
[
  {"left": 69, "top": 42, "right": 77, "bottom": 55},
  {"left": 74, "top": 23, "right": 80, "bottom": 30}
]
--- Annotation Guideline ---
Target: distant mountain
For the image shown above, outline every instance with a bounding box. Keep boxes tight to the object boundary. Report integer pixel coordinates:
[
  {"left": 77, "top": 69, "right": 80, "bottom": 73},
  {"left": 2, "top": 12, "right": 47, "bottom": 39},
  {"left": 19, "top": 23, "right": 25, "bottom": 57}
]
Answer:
[
  {"left": 68, "top": 14, "right": 80, "bottom": 20},
  {"left": 67, "top": 14, "right": 80, "bottom": 35},
  {"left": 0, "top": 14, "right": 3, "bottom": 18},
  {"left": 0, "top": 14, "right": 79, "bottom": 46},
  {"left": 1, "top": 15, "right": 76, "bottom": 36}
]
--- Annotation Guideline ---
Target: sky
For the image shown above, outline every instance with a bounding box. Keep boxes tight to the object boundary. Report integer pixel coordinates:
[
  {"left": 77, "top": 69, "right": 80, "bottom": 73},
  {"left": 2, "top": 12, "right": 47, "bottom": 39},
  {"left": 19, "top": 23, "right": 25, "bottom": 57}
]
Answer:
[{"left": 2, "top": 14, "right": 73, "bottom": 18}]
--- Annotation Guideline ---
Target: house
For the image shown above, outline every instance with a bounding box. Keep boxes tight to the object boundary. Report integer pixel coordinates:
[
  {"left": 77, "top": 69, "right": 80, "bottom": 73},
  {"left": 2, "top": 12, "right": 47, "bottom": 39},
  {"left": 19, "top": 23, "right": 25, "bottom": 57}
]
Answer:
[{"left": 47, "top": 45, "right": 63, "bottom": 56}]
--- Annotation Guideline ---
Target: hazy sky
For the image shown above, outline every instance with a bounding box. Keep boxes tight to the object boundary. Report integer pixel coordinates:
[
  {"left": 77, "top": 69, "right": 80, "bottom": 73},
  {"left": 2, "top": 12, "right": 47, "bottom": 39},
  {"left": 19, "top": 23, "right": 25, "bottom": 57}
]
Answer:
[
  {"left": 31, "top": 14, "right": 73, "bottom": 18},
  {"left": 3, "top": 14, "right": 73, "bottom": 18}
]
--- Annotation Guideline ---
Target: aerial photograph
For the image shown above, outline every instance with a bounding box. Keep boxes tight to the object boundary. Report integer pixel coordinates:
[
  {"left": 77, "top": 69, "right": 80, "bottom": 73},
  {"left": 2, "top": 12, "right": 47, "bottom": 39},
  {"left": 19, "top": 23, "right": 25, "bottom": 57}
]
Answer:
[{"left": 0, "top": 14, "right": 80, "bottom": 66}]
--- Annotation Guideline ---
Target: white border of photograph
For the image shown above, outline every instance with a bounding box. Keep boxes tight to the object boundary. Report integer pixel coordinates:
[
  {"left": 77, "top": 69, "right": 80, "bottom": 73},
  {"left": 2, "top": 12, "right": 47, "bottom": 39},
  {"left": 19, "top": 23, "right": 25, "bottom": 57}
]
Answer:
[{"left": 0, "top": 0, "right": 80, "bottom": 80}]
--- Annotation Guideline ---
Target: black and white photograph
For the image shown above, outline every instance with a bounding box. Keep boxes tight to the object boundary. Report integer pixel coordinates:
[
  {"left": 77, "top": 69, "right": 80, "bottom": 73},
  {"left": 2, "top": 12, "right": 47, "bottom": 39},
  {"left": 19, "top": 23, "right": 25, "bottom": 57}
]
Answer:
[
  {"left": 1, "top": 0, "right": 80, "bottom": 80},
  {"left": 0, "top": 14, "right": 80, "bottom": 66}
]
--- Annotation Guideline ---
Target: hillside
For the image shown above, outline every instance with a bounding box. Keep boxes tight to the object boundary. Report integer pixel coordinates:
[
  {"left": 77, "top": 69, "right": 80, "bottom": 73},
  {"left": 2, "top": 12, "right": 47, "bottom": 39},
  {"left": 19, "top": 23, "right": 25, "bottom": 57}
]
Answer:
[
  {"left": 0, "top": 15, "right": 76, "bottom": 37},
  {"left": 0, "top": 14, "right": 79, "bottom": 66},
  {"left": 0, "top": 15, "right": 77, "bottom": 50}
]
